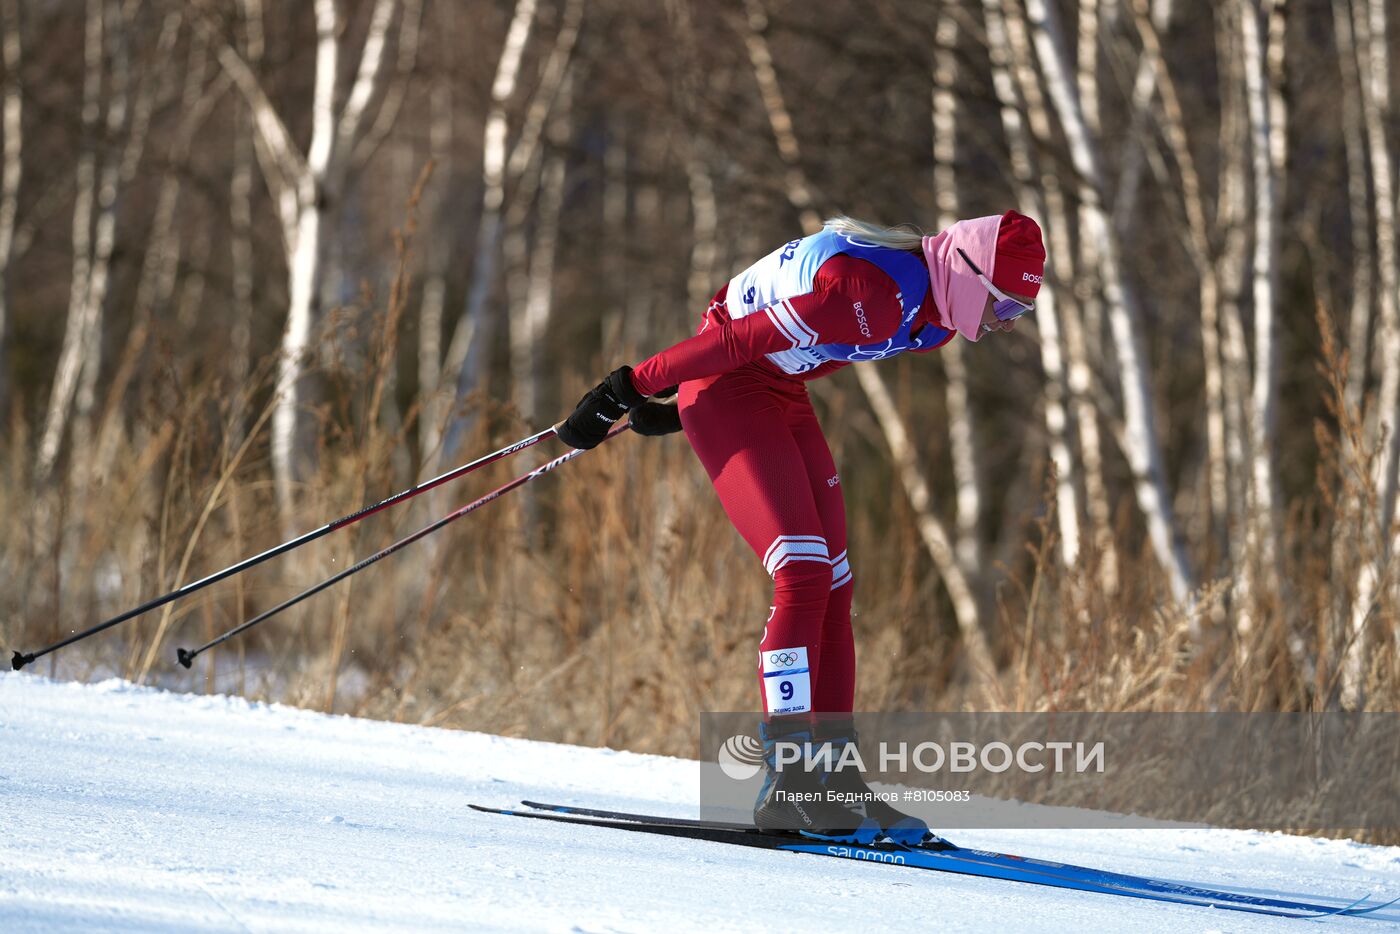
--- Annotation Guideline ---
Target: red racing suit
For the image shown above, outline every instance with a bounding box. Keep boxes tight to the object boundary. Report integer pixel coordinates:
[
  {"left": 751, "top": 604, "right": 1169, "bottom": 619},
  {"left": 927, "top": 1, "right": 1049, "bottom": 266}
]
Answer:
[{"left": 629, "top": 250, "right": 952, "bottom": 715}]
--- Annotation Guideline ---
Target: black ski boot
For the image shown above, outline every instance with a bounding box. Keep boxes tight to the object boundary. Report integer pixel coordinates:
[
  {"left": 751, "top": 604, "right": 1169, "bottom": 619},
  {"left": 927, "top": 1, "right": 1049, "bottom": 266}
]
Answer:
[
  {"left": 816, "top": 717, "right": 944, "bottom": 848},
  {"left": 752, "top": 716, "right": 881, "bottom": 844}
]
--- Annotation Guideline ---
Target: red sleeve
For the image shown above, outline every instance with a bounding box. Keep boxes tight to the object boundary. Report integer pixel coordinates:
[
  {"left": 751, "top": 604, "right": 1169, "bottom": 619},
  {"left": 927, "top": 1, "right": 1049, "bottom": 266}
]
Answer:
[{"left": 631, "top": 255, "right": 903, "bottom": 396}]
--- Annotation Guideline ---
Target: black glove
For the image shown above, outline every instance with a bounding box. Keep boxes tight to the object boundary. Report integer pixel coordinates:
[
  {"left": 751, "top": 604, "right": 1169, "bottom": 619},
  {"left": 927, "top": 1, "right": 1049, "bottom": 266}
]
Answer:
[
  {"left": 556, "top": 366, "right": 647, "bottom": 449},
  {"left": 629, "top": 386, "right": 683, "bottom": 437}
]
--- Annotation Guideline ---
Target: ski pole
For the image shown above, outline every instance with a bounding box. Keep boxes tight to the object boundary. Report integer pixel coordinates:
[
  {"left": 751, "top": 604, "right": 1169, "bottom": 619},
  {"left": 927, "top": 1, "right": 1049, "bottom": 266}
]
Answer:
[
  {"left": 11, "top": 427, "right": 559, "bottom": 671},
  {"left": 176, "top": 422, "right": 631, "bottom": 668}
]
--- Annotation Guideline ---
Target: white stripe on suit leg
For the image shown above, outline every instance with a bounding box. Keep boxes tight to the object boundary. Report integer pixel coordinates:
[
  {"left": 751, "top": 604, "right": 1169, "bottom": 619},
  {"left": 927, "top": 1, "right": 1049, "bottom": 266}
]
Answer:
[
  {"left": 763, "top": 535, "right": 829, "bottom": 577},
  {"left": 763, "top": 534, "right": 827, "bottom": 567},
  {"left": 765, "top": 544, "right": 830, "bottom": 576},
  {"left": 830, "top": 550, "right": 851, "bottom": 590}
]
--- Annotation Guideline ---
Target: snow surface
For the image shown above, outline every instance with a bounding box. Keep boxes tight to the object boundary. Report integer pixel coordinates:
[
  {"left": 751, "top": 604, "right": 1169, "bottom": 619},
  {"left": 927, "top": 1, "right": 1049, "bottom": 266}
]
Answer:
[{"left": 1, "top": 673, "right": 1397, "bottom": 933}]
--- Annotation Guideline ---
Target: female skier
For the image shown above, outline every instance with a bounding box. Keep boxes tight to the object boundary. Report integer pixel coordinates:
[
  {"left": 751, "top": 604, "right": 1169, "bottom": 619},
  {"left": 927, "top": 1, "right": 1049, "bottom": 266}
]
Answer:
[{"left": 556, "top": 211, "right": 1046, "bottom": 846}]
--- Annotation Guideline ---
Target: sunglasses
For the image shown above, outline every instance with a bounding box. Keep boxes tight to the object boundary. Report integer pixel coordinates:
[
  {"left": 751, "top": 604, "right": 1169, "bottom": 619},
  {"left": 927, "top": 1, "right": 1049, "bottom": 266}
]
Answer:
[{"left": 956, "top": 247, "right": 1036, "bottom": 324}]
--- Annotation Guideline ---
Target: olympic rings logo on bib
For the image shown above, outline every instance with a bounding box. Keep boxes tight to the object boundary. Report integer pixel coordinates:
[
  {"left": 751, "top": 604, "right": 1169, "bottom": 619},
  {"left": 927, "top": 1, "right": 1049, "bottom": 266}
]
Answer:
[{"left": 770, "top": 652, "right": 799, "bottom": 667}]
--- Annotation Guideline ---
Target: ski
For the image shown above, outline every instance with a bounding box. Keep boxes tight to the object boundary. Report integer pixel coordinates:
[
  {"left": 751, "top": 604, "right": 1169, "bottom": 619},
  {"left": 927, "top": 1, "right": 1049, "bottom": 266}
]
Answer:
[
  {"left": 471, "top": 802, "right": 1396, "bottom": 920},
  {"left": 519, "top": 799, "right": 1400, "bottom": 917}
]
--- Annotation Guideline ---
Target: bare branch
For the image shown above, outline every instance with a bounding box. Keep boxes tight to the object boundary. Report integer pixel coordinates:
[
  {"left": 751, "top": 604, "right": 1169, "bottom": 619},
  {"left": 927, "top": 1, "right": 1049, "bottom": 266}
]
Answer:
[{"left": 332, "top": 0, "right": 399, "bottom": 175}]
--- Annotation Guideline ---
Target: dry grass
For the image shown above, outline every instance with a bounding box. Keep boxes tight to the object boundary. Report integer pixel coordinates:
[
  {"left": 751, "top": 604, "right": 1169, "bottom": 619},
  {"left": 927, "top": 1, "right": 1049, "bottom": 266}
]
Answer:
[{"left": 5, "top": 323, "right": 1395, "bottom": 733}]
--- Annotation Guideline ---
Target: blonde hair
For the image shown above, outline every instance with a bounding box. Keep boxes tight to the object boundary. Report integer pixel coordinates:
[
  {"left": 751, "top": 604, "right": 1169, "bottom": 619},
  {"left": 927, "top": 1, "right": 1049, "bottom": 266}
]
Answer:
[{"left": 822, "top": 215, "right": 926, "bottom": 252}]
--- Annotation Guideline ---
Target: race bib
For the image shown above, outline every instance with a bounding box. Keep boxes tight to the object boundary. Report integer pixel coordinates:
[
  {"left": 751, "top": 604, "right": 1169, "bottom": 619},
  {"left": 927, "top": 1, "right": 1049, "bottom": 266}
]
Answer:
[{"left": 761, "top": 646, "right": 811, "bottom": 715}]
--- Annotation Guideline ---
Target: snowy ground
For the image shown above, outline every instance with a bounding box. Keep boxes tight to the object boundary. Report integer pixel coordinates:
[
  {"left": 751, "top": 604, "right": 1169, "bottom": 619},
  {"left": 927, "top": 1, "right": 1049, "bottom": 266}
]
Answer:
[{"left": 1, "top": 674, "right": 1397, "bottom": 933}]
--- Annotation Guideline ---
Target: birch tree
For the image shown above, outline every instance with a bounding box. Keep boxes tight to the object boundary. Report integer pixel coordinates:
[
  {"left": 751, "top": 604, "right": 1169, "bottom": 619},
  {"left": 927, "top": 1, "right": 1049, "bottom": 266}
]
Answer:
[
  {"left": 1213, "top": 0, "right": 1255, "bottom": 591},
  {"left": 436, "top": 0, "right": 595, "bottom": 470},
  {"left": 1342, "top": 0, "right": 1400, "bottom": 705},
  {"left": 0, "top": 0, "right": 20, "bottom": 409},
  {"left": 417, "top": 18, "right": 454, "bottom": 466},
  {"left": 1234, "top": 0, "right": 1286, "bottom": 652},
  {"left": 227, "top": 0, "right": 262, "bottom": 449},
  {"left": 505, "top": 0, "right": 584, "bottom": 424},
  {"left": 94, "top": 32, "right": 230, "bottom": 480},
  {"left": 70, "top": 11, "right": 174, "bottom": 485},
  {"left": 1126, "top": 0, "right": 1230, "bottom": 585},
  {"left": 196, "top": 0, "right": 404, "bottom": 521},
  {"left": 931, "top": 3, "right": 983, "bottom": 582},
  {"left": 1023, "top": 0, "right": 1197, "bottom": 611},
  {"left": 1331, "top": 0, "right": 1374, "bottom": 415},
  {"left": 504, "top": 67, "right": 573, "bottom": 425},
  {"left": 35, "top": 0, "right": 155, "bottom": 485},
  {"left": 33, "top": 0, "right": 103, "bottom": 485},
  {"left": 993, "top": 0, "right": 1086, "bottom": 580},
  {"left": 740, "top": 0, "right": 820, "bottom": 234},
  {"left": 666, "top": 0, "right": 721, "bottom": 317},
  {"left": 437, "top": 0, "right": 539, "bottom": 465}
]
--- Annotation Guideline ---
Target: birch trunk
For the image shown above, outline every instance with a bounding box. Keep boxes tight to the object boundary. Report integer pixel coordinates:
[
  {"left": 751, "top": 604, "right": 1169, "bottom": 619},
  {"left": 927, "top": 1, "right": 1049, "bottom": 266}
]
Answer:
[
  {"left": 626, "top": 135, "right": 661, "bottom": 347},
  {"left": 438, "top": 0, "right": 539, "bottom": 464},
  {"left": 1343, "top": 0, "right": 1400, "bottom": 705},
  {"left": 268, "top": 0, "right": 338, "bottom": 519},
  {"left": 1211, "top": 0, "right": 1252, "bottom": 589},
  {"left": 741, "top": 0, "right": 821, "bottom": 234},
  {"left": 205, "top": 0, "right": 403, "bottom": 521},
  {"left": 668, "top": 0, "right": 720, "bottom": 318},
  {"left": 417, "top": 31, "right": 453, "bottom": 466},
  {"left": 1109, "top": 0, "right": 1180, "bottom": 581},
  {"left": 1077, "top": 0, "right": 1100, "bottom": 136},
  {"left": 1129, "top": 0, "right": 1230, "bottom": 570},
  {"left": 991, "top": 0, "right": 1085, "bottom": 575},
  {"left": 506, "top": 71, "right": 571, "bottom": 422},
  {"left": 1355, "top": 0, "right": 1399, "bottom": 519},
  {"left": 70, "top": 7, "right": 173, "bottom": 491},
  {"left": 228, "top": 0, "right": 263, "bottom": 449},
  {"left": 1010, "top": 0, "right": 1115, "bottom": 611},
  {"left": 0, "top": 0, "right": 20, "bottom": 409},
  {"left": 519, "top": 73, "right": 569, "bottom": 421},
  {"left": 1325, "top": 0, "right": 1373, "bottom": 691},
  {"left": 932, "top": 4, "right": 982, "bottom": 579},
  {"left": 34, "top": 0, "right": 105, "bottom": 485},
  {"left": 856, "top": 364, "right": 996, "bottom": 678},
  {"left": 1331, "top": 0, "right": 1374, "bottom": 415},
  {"left": 600, "top": 118, "right": 627, "bottom": 349},
  {"left": 505, "top": 0, "right": 583, "bottom": 420},
  {"left": 72, "top": 0, "right": 132, "bottom": 471},
  {"left": 683, "top": 153, "right": 719, "bottom": 318},
  {"left": 349, "top": 0, "right": 424, "bottom": 173},
  {"left": 505, "top": 70, "right": 571, "bottom": 541},
  {"left": 96, "top": 34, "right": 228, "bottom": 480},
  {"left": 1024, "top": 0, "right": 1196, "bottom": 610},
  {"left": 1236, "top": 0, "right": 1285, "bottom": 655}
]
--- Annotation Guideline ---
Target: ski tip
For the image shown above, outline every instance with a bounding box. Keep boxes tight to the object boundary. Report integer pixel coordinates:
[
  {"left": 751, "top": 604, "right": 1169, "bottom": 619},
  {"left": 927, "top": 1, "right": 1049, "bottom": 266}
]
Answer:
[{"left": 1341, "top": 892, "right": 1400, "bottom": 917}]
